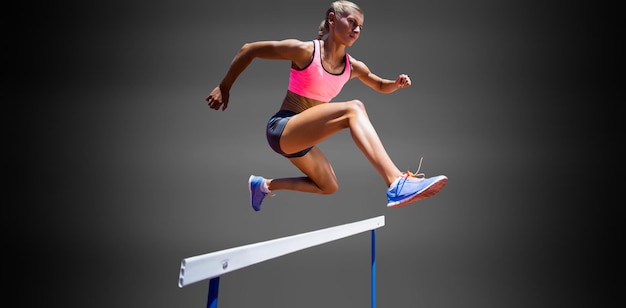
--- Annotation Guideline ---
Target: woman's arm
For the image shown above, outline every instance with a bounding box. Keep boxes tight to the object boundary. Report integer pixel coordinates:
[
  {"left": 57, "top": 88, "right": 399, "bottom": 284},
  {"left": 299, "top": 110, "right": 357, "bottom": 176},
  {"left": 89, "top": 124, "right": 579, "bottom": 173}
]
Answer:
[
  {"left": 207, "top": 39, "right": 311, "bottom": 111},
  {"left": 350, "top": 56, "right": 411, "bottom": 94}
]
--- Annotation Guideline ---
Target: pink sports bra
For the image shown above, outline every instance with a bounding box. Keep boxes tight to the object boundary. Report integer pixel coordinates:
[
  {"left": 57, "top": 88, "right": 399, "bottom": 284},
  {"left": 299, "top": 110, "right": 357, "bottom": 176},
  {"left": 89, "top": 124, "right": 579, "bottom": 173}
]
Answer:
[{"left": 287, "top": 40, "right": 351, "bottom": 102}]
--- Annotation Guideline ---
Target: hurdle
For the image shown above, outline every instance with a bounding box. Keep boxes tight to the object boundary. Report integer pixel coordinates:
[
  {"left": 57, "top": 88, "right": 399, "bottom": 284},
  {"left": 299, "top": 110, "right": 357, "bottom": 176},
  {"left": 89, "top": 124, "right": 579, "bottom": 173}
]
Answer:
[{"left": 178, "top": 215, "right": 385, "bottom": 308}]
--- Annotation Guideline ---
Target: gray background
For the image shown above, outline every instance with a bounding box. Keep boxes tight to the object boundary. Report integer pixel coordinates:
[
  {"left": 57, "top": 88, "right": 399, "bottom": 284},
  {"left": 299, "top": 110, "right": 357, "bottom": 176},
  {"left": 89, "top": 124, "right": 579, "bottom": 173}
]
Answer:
[{"left": 11, "top": 0, "right": 620, "bottom": 307}]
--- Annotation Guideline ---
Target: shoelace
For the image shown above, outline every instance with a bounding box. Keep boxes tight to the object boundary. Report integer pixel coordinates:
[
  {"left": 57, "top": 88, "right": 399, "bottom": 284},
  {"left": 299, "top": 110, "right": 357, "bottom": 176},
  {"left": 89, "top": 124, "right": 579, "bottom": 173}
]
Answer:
[
  {"left": 260, "top": 179, "right": 276, "bottom": 198},
  {"left": 402, "top": 157, "right": 426, "bottom": 179},
  {"left": 262, "top": 188, "right": 276, "bottom": 198}
]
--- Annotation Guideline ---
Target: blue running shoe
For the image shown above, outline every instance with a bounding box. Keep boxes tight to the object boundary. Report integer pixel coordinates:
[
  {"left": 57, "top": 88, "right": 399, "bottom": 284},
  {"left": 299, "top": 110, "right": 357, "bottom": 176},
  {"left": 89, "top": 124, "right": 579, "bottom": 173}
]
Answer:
[
  {"left": 249, "top": 175, "right": 268, "bottom": 211},
  {"left": 387, "top": 172, "right": 448, "bottom": 208}
]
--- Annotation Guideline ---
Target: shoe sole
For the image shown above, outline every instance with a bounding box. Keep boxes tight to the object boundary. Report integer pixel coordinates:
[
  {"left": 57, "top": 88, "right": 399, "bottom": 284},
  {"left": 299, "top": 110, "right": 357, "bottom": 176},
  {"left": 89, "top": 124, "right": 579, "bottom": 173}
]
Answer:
[
  {"left": 248, "top": 175, "right": 261, "bottom": 211},
  {"left": 387, "top": 176, "right": 448, "bottom": 208}
]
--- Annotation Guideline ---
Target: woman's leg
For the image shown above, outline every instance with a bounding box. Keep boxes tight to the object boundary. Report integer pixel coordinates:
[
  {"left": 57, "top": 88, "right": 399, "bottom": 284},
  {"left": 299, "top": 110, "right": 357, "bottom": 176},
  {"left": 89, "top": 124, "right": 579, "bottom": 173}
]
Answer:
[
  {"left": 276, "top": 100, "right": 402, "bottom": 188},
  {"left": 268, "top": 146, "right": 338, "bottom": 194},
  {"left": 251, "top": 99, "right": 448, "bottom": 210}
]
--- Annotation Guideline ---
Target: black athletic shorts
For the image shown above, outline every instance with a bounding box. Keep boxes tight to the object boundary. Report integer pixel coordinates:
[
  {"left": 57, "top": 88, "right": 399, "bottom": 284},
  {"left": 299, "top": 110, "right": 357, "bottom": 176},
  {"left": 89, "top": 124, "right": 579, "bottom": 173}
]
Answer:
[{"left": 266, "top": 110, "right": 313, "bottom": 158}]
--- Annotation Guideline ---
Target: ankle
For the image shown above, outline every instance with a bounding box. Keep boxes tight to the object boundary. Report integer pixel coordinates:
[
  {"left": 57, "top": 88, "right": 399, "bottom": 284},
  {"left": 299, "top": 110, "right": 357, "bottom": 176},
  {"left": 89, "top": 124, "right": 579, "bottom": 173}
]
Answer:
[{"left": 262, "top": 179, "right": 271, "bottom": 193}]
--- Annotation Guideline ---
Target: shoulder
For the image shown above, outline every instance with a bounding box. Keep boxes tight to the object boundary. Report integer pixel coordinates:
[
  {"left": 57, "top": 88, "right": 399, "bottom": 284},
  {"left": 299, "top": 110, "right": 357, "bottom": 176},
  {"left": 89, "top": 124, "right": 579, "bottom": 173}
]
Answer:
[
  {"left": 272, "top": 39, "right": 314, "bottom": 56},
  {"left": 245, "top": 39, "right": 313, "bottom": 62},
  {"left": 275, "top": 39, "right": 314, "bottom": 66},
  {"left": 273, "top": 39, "right": 313, "bottom": 52},
  {"left": 246, "top": 39, "right": 310, "bottom": 50},
  {"left": 347, "top": 55, "right": 371, "bottom": 77}
]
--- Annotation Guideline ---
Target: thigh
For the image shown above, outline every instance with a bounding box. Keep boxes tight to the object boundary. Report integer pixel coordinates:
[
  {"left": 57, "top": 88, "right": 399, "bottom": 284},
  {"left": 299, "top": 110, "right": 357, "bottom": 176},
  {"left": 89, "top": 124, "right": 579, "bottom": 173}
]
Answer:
[
  {"left": 288, "top": 146, "right": 338, "bottom": 192},
  {"left": 280, "top": 102, "right": 352, "bottom": 155}
]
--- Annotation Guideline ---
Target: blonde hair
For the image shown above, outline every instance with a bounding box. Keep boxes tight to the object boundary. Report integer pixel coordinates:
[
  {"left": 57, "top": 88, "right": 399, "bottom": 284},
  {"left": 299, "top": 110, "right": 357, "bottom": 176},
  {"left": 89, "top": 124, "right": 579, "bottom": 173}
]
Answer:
[{"left": 317, "top": 1, "right": 363, "bottom": 40}]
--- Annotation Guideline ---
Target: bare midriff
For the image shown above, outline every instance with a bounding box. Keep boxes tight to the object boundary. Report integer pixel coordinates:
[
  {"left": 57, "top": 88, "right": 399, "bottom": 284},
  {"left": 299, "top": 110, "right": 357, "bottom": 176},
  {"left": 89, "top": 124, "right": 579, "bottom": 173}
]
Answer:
[{"left": 279, "top": 90, "right": 326, "bottom": 114}]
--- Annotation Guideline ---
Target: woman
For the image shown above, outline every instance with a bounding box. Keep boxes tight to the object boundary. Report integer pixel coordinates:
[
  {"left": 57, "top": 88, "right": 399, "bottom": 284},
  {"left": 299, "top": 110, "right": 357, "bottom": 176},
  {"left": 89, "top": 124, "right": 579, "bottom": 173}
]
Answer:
[{"left": 206, "top": 1, "right": 447, "bottom": 211}]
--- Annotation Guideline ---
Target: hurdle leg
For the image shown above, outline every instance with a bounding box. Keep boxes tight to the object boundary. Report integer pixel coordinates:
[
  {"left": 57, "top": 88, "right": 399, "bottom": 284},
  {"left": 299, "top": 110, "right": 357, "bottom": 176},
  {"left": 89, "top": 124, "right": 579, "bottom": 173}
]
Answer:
[
  {"left": 371, "top": 229, "right": 376, "bottom": 308},
  {"left": 207, "top": 276, "right": 220, "bottom": 308}
]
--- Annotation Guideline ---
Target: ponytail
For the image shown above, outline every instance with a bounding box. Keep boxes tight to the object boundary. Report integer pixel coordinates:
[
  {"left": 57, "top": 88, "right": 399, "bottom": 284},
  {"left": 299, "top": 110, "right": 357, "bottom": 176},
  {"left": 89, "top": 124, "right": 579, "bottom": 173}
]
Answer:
[{"left": 317, "top": 19, "right": 328, "bottom": 40}]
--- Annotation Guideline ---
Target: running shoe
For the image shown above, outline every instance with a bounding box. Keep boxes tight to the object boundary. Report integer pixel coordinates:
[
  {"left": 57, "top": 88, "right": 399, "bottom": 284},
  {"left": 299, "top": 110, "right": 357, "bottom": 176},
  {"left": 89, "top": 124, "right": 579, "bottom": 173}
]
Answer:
[
  {"left": 387, "top": 172, "right": 448, "bottom": 208},
  {"left": 249, "top": 175, "right": 268, "bottom": 211}
]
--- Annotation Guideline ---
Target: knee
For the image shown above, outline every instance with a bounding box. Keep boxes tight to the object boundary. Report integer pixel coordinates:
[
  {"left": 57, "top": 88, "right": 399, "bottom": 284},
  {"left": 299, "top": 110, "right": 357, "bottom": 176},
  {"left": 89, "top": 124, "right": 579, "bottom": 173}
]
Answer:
[
  {"left": 343, "top": 99, "right": 367, "bottom": 120},
  {"left": 346, "top": 99, "right": 366, "bottom": 114},
  {"left": 317, "top": 178, "right": 339, "bottom": 195},
  {"left": 319, "top": 182, "right": 339, "bottom": 195}
]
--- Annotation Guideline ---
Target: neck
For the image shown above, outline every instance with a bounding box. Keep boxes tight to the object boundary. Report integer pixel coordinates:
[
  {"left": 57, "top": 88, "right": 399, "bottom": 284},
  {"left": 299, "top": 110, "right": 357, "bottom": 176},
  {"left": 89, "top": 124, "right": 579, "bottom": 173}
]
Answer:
[{"left": 321, "top": 38, "right": 346, "bottom": 62}]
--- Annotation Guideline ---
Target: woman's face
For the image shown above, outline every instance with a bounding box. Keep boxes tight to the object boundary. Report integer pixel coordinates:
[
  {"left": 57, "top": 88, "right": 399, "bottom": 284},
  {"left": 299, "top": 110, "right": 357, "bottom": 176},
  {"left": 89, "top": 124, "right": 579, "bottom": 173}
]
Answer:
[{"left": 330, "top": 9, "right": 364, "bottom": 47}]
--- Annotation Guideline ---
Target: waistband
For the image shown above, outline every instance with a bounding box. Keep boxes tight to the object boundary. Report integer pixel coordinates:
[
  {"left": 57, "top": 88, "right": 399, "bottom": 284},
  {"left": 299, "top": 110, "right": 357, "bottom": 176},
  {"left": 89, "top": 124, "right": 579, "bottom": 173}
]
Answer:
[{"left": 271, "top": 110, "right": 299, "bottom": 119}]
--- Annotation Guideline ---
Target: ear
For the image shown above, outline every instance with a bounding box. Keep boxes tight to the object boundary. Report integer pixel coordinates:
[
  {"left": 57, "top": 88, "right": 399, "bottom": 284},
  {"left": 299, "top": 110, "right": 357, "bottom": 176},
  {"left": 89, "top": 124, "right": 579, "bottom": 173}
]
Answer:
[{"left": 327, "top": 12, "right": 336, "bottom": 24}]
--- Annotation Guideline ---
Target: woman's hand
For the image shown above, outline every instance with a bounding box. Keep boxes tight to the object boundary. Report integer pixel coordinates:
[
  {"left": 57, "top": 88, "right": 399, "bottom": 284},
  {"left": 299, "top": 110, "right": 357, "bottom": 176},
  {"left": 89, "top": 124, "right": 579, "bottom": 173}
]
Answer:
[
  {"left": 395, "top": 74, "right": 411, "bottom": 89},
  {"left": 206, "top": 86, "right": 230, "bottom": 111}
]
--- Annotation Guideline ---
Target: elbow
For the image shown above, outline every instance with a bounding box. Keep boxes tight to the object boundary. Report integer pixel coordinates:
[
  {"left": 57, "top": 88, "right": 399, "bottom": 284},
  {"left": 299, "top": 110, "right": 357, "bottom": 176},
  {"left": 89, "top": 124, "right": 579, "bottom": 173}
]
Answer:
[
  {"left": 233, "top": 43, "right": 255, "bottom": 62},
  {"left": 238, "top": 43, "right": 252, "bottom": 56},
  {"left": 241, "top": 42, "right": 252, "bottom": 51}
]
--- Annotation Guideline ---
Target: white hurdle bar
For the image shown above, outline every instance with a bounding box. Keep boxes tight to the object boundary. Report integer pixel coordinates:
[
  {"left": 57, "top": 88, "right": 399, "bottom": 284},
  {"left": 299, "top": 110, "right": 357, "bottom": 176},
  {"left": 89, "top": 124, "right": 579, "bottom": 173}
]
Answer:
[{"left": 178, "top": 215, "right": 385, "bottom": 308}]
